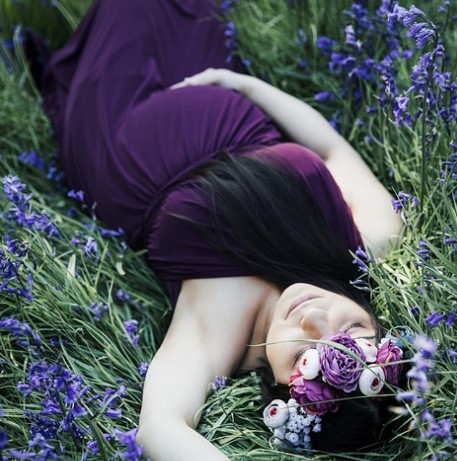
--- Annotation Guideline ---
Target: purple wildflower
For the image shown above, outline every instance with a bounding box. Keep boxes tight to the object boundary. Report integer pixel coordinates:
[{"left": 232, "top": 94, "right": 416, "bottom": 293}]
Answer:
[
  {"left": 426, "top": 312, "right": 446, "bottom": 328},
  {"left": 117, "top": 289, "right": 131, "bottom": 302},
  {"left": 106, "top": 408, "right": 123, "bottom": 419},
  {"left": 18, "top": 151, "right": 45, "bottom": 170},
  {"left": 314, "top": 91, "right": 335, "bottom": 102},
  {"left": 0, "top": 317, "right": 42, "bottom": 348},
  {"left": 138, "top": 362, "right": 149, "bottom": 378},
  {"left": 123, "top": 320, "right": 140, "bottom": 347},
  {"left": 84, "top": 237, "right": 98, "bottom": 258},
  {"left": 67, "top": 189, "right": 85, "bottom": 203},
  {"left": 100, "top": 227, "right": 125, "bottom": 238},
  {"left": 210, "top": 376, "right": 227, "bottom": 392},
  {"left": 112, "top": 428, "right": 145, "bottom": 461},
  {"left": 397, "top": 335, "right": 436, "bottom": 405},
  {"left": 393, "top": 95, "right": 410, "bottom": 126},
  {"left": 446, "top": 311, "right": 455, "bottom": 326},
  {"left": 392, "top": 191, "right": 420, "bottom": 212},
  {"left": 422, "top": 412, "right": 454, "bottom": 444},
  {"left": 88, "top": 302, "right": 108, "bottom": 322},
  {"left": 316, "top": 36, "right": 336, "bottom": 56},
  {"left": 447, "top": 349, "right": 457, "bottom": 364},
  {"left": 0, "top": 429, "right": 8, "bottom": 450}
]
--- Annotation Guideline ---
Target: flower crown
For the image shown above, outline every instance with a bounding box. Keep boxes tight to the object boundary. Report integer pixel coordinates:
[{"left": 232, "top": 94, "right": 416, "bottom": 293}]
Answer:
[{"left": 263, "top": 326, "right": 414, "bottom": 452}]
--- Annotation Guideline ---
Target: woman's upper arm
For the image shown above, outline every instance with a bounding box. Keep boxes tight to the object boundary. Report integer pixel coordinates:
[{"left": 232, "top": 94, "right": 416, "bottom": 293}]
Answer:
[
  {"left": 138, "top": 276, "right": 264, "bottom": 433},
  {"left": 324, "top": 145, "right": 403, "bottom": 257}
]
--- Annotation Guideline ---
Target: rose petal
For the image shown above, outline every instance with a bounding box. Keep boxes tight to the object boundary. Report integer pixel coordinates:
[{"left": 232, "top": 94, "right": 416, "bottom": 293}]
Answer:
[
  {"left": 359, "top": 366, "right": 386, "bottom": 396},
  {"left": 297, "top": 348, "right": 321, "bottom": 379},
  {"left": 355, "top": 338, "right": 378, "bottom": 363},
  {"left": 263, "top": 399, "right": 289, "bottom": 428}
]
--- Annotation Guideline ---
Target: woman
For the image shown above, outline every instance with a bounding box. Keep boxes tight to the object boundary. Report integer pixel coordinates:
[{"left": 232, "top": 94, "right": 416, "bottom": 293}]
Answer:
[{"left": 40, "top": 0, "right": 403, "bottom": 458}]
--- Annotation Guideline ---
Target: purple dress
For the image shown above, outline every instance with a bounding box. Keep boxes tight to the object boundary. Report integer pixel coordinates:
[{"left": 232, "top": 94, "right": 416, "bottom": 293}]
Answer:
[{"left": 42, "top": 0, "right": 362, "bottom": 305}]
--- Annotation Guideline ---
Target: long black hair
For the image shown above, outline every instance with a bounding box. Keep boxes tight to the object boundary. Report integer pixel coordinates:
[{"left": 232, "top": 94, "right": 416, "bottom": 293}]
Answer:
[
  {"left": 182, "top": 150, "right": 370, "bottom": 303},
  {"left": 175, "top": 150, "right": 391, "bottom": 451}
]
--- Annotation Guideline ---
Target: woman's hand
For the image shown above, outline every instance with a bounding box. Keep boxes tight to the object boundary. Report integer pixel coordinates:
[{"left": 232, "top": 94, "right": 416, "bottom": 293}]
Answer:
[{"left": 170, "top": 68, "right": 247, "bottom": 92}]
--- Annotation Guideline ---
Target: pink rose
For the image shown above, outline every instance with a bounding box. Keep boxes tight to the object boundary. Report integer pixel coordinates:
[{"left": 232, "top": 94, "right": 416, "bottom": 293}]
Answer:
[
  {"left": 289, "top": 374, "right": 339, "bottom": 416},
  {"left": 376, "top": 339, "right": 403, "bottom": 385}
]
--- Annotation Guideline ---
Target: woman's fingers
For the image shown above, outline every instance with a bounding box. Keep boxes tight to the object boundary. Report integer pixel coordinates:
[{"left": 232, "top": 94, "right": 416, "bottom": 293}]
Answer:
[{"left": 170, "top": 68, "right": 240, "bottom": 90}]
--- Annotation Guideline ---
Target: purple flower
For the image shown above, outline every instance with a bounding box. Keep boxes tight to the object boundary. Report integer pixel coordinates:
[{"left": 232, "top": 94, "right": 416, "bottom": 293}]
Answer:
[
  {"left": 67, "top": 189, "right": 85, "bottom": 203},
  {"left": 123, "top": 320, "right": 140, "bottom": 347},
  {"left": 289, "top": 374, "right": 339, "bottom": 415},
  {"left": 138, "top": 362, "right": 149, "bottom": 378},
  {"left": 84, "top": 237, "right": 98, "bottom": 257},
  {"left": 376, "top": 339, "right": 403, "bottom": 385},
  {"left": 211, "top": 376, "right": 227, "bottom": 392},
  {"left": 117, "top": 289, "right": 131, "bottom": 302},
  {"left": 88, "top": 302, "right": 108, "bottom": 322},
  {"left": 446, "top": 311, "right": 455, "bottom": 326},
  {"left": 317, "top": 333, "right": 365, "bottom": 392},
  {"left": 426, "top": 312, "right": 446, "bottom": 328},
  {"left": 424, "top": 414, "right": 453, "bottom": 444},
  {"left": 100, "top": 227, "right": 125, "bottom": 238},
  {"left": 106, "top": 408, "right": 123, "bottom": 419},
  {"left": 316, "top": 36, "right": 336, "bottom": 56},
  {"left": 112, "top": 428, "right": 144, "bottom": 461},
  {"left": 392, "top": 191, "right": 420, "bottom": 212},
  {"left": 18, "top": 151, "right": 45, "bottom": 170},
  {"left": 0, "top": 429, "right": 8, "bottom": 449},
  {"left": 314, "top": 91, "right": 335, "bottom": 102}
]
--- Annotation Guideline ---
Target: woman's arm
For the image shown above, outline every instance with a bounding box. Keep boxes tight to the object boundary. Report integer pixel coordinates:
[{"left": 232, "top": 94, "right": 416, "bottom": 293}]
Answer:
[
  {"left": 172, "top": 69, "right": 403, "bottom": 257},
  {"left": 137, "top": 276, "right": 267, "bottom": 460}
]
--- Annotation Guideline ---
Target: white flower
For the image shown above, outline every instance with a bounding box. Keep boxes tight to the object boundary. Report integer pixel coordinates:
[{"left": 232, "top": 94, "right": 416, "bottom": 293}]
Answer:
[
  {"left": 355, "top": 338, "right": 378, "bottom": 363},
  {"left": 285, "top": 432, "right": 300, "bottom": 446},
  {"left": 273, "top": 426, "right": 286, "bottom": 440},
  {"left": 359, "top": 365, "right": 386, "bottom": 396},
  {"left": 297, "top": 348, "right": 321, "bottom": 379},
  {"left": 263, "top": 399, "right": 290, "bottom": 428}
]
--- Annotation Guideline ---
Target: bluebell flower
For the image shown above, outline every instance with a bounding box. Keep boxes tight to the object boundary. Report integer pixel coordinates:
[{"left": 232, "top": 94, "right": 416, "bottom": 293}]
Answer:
[
  {"left": 0, "top": 317, "right": 42, "bottom": 348},
  {"left": 396, "top": 334, "right": 436, "bottom": 406},
  {"left": 112, "top": 428, "right": 145, "bottom": 461},
  {"left": 106, "top": 408, "right": 123, "bottom": 419},
  {"left": 100, "top": 227, "right": 125, "bottom": 238},
  {"left": 0, "top": 429, "right": 8, "bottom": 450},
  {"left": 314, "top": 91, "right": 335, "bottom": 102},
  {"left": 424, "top": 415, "right": 453, "bottom": 444},
  {"left": 392, "top": 191, "right": 420, "bottom": 212},
  {"left": 210, "top": 376, "right": 227, "bottom": 393},
  {"left": 67, "top": 189, "right": 85, "bottom": 203},
  {"left": 393, "top": 95, "right": 410, "bottom": 126},
  {"left": 18, "top": 151, "right": 46, "bottom": 170},
  {"left": 426, "top": 312, "right": 446, "bottom": 328},
  {"left": 123, "top": 320, "right": 140, "bottom": 347},
  {"left": 117, "top": 289, "right": 131, "bottom": 302},
  {"left": 316, "top": 36, "right": 335, "bottom": 56},
  {"left": 84, "top": 237, "right": 98, "bottom": 258}
]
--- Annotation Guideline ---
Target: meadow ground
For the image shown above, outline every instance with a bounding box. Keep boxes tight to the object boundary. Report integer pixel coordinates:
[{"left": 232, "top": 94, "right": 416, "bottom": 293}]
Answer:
[{"left": 0, "top": 1, "right": 456, "bottom": 460}]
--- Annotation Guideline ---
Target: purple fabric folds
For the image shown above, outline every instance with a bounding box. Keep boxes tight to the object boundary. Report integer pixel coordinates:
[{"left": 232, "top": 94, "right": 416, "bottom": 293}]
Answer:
[{"left": 41, "top": 0, "right": 362, "bottom": 305}]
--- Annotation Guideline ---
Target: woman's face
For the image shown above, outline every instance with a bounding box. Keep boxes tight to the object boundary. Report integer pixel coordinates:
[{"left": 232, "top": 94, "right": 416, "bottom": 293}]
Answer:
[{"left": 266, "top": 283, "right": 377, "bottom": 384}]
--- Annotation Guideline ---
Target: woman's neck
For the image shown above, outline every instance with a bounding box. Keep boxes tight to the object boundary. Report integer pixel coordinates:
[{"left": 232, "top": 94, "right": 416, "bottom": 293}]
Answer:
[{"left": 238, "top": 283, "right": 280, "bottom": 371}]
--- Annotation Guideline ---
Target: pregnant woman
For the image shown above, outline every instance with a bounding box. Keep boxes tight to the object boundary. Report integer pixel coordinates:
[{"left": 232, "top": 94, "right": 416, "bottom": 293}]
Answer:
[{"left": 40, "top": 0, "right": 403, "bottom": 458}]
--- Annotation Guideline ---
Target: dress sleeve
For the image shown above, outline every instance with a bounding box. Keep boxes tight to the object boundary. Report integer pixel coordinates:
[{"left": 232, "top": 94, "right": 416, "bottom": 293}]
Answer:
[
  {"left": 248, "top": 143, "right": 363, "bottom": 252},
  {"left": 146, "top": 184, "right": 254, "bottom": 305}
]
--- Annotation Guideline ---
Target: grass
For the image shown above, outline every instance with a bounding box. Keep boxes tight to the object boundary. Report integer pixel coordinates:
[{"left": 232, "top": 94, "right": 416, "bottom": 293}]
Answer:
[{"left": 0, "top": 0, "right": 456, "bottom": 460}]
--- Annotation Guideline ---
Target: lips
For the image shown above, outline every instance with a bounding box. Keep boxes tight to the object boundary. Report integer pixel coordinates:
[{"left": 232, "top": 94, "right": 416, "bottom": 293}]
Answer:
[{"left": 287, "top": 294, "right": 320, "bottom": 318}]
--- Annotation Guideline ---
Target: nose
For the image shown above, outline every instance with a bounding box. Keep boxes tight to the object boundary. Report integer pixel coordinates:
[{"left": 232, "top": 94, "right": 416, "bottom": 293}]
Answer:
[{"left": 300, "top": 308, "right": 332, "bottom": 338}]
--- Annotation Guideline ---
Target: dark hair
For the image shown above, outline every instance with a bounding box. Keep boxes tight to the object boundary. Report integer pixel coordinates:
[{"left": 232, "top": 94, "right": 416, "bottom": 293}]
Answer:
[
  {"left": 178, "top": 151, "right": 389, "bottom": 451},
  {"left": 185, "top": 151, "right": 372, "bottom": 302}
]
